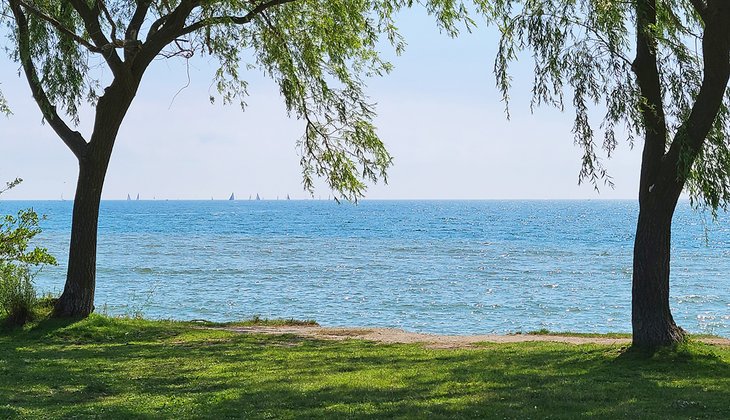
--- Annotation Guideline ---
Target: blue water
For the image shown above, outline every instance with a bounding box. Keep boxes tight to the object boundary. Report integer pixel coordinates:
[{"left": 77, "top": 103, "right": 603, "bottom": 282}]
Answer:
[{"left": 1, "top": 200, "right": 728, "bottom": 337}]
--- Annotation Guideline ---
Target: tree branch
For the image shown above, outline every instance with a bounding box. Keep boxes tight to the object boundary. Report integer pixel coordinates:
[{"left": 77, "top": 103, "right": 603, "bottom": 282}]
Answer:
[
  {"left": 633, "top": 0, "right": 667, "bottom": 199},
  {"left": 67, "top": 0, "right": 126, "bottom": 78},
  {"left": 126, "top": 0, "right": 151, "bottom": 42},
  {"left": 663, "top": 4, "right": 730, "bottom": 189},
  {"left": 135, "top": 0, "right": 199, "bottom": 74},
  {"left": 97, "top": 0, "right": 118, "bottom": 43},
  {"left": 145, "top": 0, "right": 201, "bottom": 41},
  {"left": 8, "top": 0, "right": 88, "bottom": 159},
  {"left": 16, "top": 0, "right": 101, "bottom": 53},
  {"left": 146, "top": 14, "right": 169, "bottom": 40},
  {"left": 124, "top": 0, "right": 152, "bottom": 62},
  {"left": 139, "top": 0, "right": 296, "bottom": 75},
  {"left": 178, "top": 0, "right": 298, "bottom": 37}
]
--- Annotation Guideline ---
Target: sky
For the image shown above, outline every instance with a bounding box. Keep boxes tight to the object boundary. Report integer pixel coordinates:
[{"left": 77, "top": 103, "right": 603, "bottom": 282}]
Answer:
[{"left": 0, "top": 8, "right": 642, "bottom": 201}]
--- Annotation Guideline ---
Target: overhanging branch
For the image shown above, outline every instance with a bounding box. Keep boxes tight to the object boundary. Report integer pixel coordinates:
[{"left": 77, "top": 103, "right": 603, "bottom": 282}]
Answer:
[
  {"left": 663, "top": 5, "right": 730, "bottom": 185},
  {"left": 8, "top": 0, "right": 88, "bottom": 159},
  {"left": 179, "top": 0, "right": 298, "bottom": 38},
  {"left": 16, "top": 0, "right": 101, "bottom": 53}
]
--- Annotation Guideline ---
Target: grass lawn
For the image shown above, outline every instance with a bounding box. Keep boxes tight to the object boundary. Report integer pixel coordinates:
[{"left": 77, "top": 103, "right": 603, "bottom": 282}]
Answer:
[{"left": 1, "top": 315, "right": 728, "bottom": 419}]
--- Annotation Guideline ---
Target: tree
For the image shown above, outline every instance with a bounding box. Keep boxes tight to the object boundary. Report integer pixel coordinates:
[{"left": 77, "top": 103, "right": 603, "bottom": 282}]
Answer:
[
  {"left": 0, "top": 0, "right": 472, "bottom": 317},
  {"left": 487, "top": 0, "right": 730, "bottom": 348}
]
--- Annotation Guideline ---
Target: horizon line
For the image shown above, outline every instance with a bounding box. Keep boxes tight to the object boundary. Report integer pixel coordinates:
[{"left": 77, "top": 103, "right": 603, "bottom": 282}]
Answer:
[{"left": 1, "top": 197, "right": 667, "bottom": 202}]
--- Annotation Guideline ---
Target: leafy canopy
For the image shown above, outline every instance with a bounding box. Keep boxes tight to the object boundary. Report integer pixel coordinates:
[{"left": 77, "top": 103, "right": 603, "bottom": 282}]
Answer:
[
  {"left": 486, "top": 0, "right": 730, "bottom": 209},
  {"left": 0, "top": 0, "right": 475, "bottom": 200}
]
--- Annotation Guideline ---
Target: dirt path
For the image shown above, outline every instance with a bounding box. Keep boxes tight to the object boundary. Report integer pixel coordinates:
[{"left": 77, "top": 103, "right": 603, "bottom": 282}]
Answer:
[{"left": 218, "top": 325, "right": 730, "bottom": 349}]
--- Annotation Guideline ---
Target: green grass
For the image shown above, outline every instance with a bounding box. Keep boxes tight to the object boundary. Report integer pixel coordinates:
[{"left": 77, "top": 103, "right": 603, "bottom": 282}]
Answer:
[
  {"left": 526, "top": 329, "right": 633, "bottom": 338},
  {"left": 1, "top": 315, "right": 729, "bottom": 419},
  {"left": 525, "top": 329, "right": 726, "bottom": 341},
  {"left": 196, "top": 315, "right": 319, "bottom": 328}
]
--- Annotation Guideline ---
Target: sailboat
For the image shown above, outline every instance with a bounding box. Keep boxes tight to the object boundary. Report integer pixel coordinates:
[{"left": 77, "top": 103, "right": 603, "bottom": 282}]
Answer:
[
  {"left": 127, "top": 194, "right": 131, "bottom": 201},
  {"left": 136, "top": 193, "right": 140, "bottom": 201},
  {"left": 256, "top": 193, "right": 261, "bottom": 201},
  {"left": 229, "top": 193, "right": 235, "bottom": 201},
  {"left": 286, "top": 194, "right": 290, "bottom": 200}
]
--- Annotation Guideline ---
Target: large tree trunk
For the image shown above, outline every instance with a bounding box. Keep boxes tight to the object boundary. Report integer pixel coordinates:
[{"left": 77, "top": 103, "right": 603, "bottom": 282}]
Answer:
[
  {"left": 631, "top": 196, "right": 686, "bottom": 349},
  {"left": 53, "top": 159, "right": 109, "bottom": 317},
  {"left": 52, "top": 81, "right": 133, "bottom": 318},
  {"left": 629, "top": 0, "right": 687, "bottom": 351}
]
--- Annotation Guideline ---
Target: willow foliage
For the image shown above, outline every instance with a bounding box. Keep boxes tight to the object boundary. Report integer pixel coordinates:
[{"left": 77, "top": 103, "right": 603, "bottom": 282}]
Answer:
[
  {"left": 485, "top": 0, "right": 730, "bottom": 210},
  {"left": 0, "top": 0, "right": 474, "bottom": 200}
]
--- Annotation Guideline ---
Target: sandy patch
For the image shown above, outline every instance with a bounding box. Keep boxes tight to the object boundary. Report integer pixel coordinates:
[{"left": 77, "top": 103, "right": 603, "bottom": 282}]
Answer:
[
  {"left": 218, "top": 325, "right": 622, "bottom": 348},
  {"left": 217, "top": 325, "right": 730, "bottom": 349}
]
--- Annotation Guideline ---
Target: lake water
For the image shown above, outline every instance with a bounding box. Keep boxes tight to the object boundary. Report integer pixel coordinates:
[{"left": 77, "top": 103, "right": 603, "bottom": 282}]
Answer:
[{"left": 1, "top": 200, "right": 728, "bottom": 337}]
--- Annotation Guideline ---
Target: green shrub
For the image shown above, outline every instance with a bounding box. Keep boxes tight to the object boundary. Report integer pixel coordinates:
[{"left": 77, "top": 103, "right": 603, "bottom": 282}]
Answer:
[{"left": 0, "top": 178, "right": 56, "bottom": 325}]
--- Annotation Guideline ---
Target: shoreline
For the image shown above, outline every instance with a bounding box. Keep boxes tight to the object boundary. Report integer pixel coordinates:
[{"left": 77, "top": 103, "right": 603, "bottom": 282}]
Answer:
[{"left": 215, "top": 324, "right": 730, "bottom": 349}]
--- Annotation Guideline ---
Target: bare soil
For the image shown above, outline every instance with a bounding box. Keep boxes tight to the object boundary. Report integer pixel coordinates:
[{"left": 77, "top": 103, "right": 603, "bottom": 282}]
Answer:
[{"left": 218, "top": 325, "right": 730, "bottom": 349}]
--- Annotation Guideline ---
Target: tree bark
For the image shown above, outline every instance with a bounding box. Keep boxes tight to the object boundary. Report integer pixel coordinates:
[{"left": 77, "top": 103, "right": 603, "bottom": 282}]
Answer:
[
  {"left": 629, "top": 0, "right": 686, "bottom": 349},
  {"left": 53, "top": 81, "right": 134, "bottom": 318},
  {"left": 53, "top": 160, "right": 107, "bottom": 317},
  {"left": 631, "top": 196, "right": 686, "bottom": 349}
]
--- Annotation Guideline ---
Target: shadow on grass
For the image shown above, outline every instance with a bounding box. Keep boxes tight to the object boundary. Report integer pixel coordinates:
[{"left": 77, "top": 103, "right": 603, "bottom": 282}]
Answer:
[{"left": 1, "top": 318, "right": 729, "bottom": 418}]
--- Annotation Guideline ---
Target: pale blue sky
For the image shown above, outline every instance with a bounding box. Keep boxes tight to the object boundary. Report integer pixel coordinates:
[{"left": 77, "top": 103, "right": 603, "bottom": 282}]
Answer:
[{"left": 0, "top": 9, "right": 641, "bottom": 200}]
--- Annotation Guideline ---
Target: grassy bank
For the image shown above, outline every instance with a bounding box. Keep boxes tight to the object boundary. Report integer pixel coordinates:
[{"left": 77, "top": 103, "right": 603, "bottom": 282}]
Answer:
[{"left": 1, "top": 315, "right": 729, "bottom": 418}]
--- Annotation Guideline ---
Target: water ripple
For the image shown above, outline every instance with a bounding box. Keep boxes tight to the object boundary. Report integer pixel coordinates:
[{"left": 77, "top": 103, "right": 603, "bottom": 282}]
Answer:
[{"left": 1, "top": 199, "right": 727, "bottom": 337}]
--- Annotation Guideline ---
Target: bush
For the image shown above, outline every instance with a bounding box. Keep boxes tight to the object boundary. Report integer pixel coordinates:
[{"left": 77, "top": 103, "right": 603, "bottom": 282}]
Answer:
[
  {"left": 0, "top": 264, "right": 36, "bottom": 325},
  {"left": 0, "top": 178, "right": 56, "bottom": 325}
]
